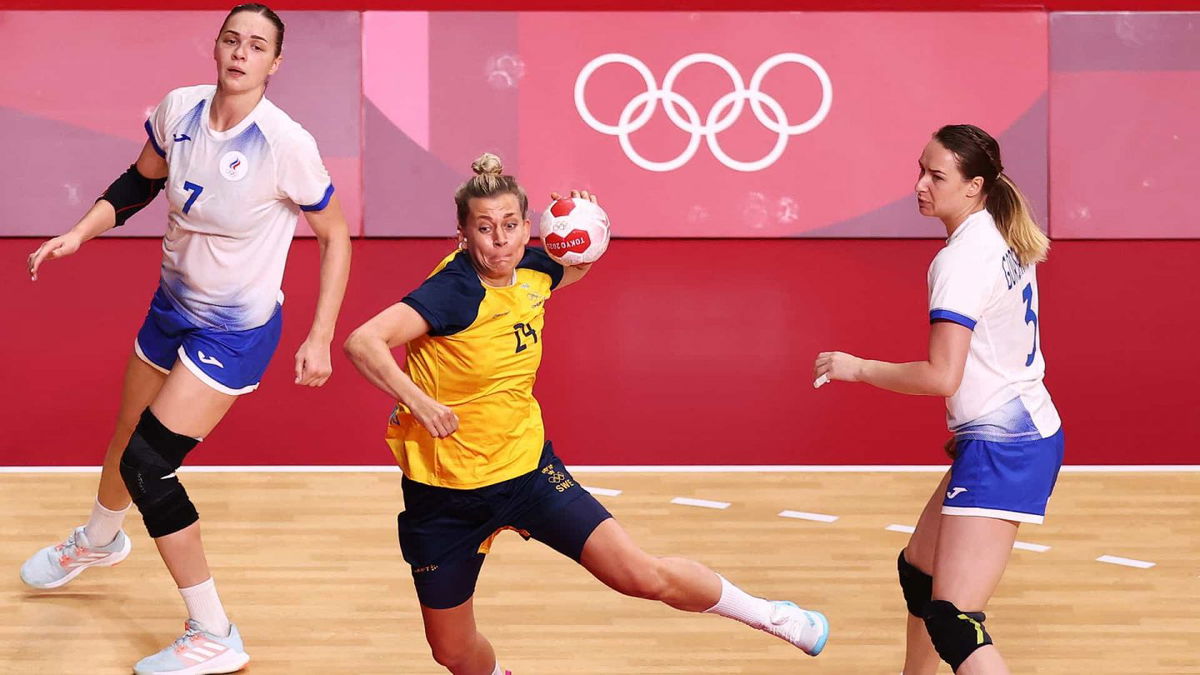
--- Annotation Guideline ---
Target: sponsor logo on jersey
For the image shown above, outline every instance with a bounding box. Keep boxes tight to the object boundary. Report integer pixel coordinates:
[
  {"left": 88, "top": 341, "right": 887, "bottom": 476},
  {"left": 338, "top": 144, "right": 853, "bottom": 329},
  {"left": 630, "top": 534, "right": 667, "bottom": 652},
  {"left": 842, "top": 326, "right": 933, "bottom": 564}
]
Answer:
[{"left": 219, "top": 151, "right": 249, "bottom": 182}]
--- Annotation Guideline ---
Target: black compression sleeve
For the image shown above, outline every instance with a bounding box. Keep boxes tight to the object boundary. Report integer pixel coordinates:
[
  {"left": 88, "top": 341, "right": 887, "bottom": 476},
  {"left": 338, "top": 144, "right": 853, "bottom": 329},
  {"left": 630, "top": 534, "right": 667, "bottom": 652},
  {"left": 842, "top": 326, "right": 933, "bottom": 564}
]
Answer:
[{"left": 98, "top": 164, "right": 166, "bottom": 227}]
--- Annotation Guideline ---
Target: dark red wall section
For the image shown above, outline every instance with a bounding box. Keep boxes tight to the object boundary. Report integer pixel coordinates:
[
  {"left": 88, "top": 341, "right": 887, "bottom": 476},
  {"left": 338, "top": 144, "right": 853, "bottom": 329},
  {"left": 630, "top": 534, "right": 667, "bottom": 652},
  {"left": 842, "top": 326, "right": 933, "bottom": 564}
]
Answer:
[{"left": 4, "top": 238, "right": 1196, "bottom": 466}]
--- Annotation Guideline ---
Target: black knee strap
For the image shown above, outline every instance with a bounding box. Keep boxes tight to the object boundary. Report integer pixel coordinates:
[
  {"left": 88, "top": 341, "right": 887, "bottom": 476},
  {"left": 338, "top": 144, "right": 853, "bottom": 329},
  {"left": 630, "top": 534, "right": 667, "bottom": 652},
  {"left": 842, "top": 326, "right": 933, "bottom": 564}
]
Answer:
[
  {"left": 119, "top": 409, "right": 200, "bottom": 538},
  {"left": 897, "top": 549, "right": 933, "bottom": 617},
  {"left": 924, "top": 599, "right": 993, "bottom": 672}
]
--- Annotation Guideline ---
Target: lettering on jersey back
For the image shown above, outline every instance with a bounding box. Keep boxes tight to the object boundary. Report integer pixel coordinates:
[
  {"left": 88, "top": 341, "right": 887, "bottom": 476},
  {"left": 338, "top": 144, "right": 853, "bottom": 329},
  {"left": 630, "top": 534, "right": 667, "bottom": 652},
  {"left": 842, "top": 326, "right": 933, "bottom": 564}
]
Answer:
[{"left": 1000, "top": 248, "right": 1025, "bottom": 290}]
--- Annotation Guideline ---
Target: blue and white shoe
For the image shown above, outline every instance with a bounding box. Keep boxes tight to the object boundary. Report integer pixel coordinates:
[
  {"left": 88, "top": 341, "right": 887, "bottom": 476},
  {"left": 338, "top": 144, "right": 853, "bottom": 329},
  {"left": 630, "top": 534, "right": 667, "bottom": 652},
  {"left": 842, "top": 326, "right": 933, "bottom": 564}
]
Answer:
[
  {"left": 20, "top": 525, "right": 131, "bottom": 589},
  {"left": 765, "top": 601, "right": 830, "bottom": 656},
  {"left": 133, "top": 620, "right": 250, "bottom": 675}
]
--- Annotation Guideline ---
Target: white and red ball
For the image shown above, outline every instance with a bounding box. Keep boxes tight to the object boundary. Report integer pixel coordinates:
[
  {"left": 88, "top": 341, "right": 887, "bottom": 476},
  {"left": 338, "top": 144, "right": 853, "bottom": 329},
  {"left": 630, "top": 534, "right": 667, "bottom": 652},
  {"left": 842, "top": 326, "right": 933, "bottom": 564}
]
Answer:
[{"left": 539, "top": 197, "right": 610, "bottom": 266}]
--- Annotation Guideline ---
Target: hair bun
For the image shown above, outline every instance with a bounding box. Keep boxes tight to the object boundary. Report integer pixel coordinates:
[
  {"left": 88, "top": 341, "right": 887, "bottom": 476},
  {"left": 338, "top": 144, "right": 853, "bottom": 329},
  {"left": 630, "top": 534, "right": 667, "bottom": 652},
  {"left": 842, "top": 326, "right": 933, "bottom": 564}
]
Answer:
[{"left": 471, "top": 153, "right": 504, "bottom": 176}]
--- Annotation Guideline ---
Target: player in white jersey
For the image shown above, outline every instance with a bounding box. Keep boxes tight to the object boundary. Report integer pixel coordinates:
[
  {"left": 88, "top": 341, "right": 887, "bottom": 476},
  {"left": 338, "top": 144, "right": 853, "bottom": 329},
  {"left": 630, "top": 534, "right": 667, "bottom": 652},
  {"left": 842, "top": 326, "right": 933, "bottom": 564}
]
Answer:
[
  {"left": 22, "top": 5, "right": 351, "bottom": 674},
  {"left": 813, "top": 124, "right": 1062, "bottom": 675}
]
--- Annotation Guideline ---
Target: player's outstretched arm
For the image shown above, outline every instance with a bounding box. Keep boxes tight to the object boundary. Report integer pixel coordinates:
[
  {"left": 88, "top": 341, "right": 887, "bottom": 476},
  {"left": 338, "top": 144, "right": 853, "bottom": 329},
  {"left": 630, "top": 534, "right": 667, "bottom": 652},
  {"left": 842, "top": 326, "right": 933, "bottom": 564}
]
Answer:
[
  {"left": 28, "top": 141, "right": 167, "bottom": 280},
  {"left": 343, "top": 303, "right": 459, "bottom": 438},
  {"left": 814, "top": 321, "right": 972, "bottom": 397},
  {"left": 293, "top": 194, "right": 351, "bottom": 387}
]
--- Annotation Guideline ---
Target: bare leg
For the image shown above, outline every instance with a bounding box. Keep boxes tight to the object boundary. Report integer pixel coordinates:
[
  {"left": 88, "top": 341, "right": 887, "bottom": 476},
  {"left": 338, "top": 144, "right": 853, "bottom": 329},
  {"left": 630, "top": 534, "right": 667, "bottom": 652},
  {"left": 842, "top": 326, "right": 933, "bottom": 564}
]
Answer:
[
  {"left": 903, "top": 470, "right": 951, "bottom": 675},
  {"left": 420, "top": 597, "right": 500, "bottom": 675},
  {"left": 96, "top": 353, "right": 169, "bottom": 510},
  {"left": 579, "top": 518, "right": 721, "bottom": 611},
  {"left": 932, "top": 516, "right": 1018, "bottom": 675}
]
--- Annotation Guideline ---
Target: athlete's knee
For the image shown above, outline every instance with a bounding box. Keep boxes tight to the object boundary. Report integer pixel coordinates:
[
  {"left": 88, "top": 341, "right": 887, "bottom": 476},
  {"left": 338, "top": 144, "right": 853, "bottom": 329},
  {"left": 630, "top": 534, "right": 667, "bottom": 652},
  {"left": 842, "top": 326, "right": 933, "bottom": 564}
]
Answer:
[
  {"left": 611, "top": 557, "right": 670, "bottom": 601},
  {"left": 119, "top": 409, "right": 200, "bottom": 538},
  {"left": 428, "top": 637, "right": 475, "bottom": 672},
  {"left": 923, "top": 598, "right": 993, "bottom": 672},
  {"left": 897, "top": 549, "right": 933, "bottom": 617}
]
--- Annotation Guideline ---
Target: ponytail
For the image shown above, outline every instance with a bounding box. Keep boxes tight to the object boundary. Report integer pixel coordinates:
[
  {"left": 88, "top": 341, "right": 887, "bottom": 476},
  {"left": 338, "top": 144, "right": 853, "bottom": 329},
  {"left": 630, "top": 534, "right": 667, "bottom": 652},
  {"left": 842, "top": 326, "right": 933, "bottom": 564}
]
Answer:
[{"left": 987, "top": 174, "right": 1049, "bottom": 266}]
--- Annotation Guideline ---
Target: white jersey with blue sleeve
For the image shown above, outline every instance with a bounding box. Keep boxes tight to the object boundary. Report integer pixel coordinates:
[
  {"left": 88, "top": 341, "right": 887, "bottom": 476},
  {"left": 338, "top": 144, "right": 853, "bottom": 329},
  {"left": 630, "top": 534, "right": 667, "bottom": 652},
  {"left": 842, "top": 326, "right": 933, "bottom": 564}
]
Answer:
[
  {"left": 145, "top": 85, "right": 334, "bottom": 331},
  {"left": 927, "top": 209, "right": 1061, "bottom": 441}
]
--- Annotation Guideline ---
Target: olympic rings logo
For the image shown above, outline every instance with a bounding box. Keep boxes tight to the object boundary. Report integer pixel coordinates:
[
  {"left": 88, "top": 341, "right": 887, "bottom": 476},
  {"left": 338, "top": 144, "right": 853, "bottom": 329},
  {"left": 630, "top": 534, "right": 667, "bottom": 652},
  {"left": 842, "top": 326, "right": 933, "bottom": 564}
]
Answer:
[{"left": 574, "top": 53, "right": 833, "bottom": 173}]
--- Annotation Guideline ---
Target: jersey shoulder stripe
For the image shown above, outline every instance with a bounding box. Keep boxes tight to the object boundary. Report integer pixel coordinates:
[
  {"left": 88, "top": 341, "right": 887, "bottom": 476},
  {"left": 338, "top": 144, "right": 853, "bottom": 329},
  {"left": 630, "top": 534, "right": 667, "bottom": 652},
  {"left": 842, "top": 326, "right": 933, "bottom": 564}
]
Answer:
[
  {"left": 400, "top": 251, "right": 486, "bottom": 337},
  {"left": 517, "top": 246, "right": 564, "bottom": 289}
]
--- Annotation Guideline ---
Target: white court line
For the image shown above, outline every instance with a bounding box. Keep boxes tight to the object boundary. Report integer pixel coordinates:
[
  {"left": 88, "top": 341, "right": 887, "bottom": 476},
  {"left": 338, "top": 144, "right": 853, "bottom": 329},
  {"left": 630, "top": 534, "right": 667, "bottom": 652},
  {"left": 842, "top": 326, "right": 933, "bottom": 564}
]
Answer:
[
  {"left": 1013, "top": 541, "right": 1051, "bottom": 553},
  {"left": 778, "top": 510, "right": 839, "bottom": 523},
  {"left": 885, "top": 524, "right": 916, "bottom": 534},
  {"left": 1097, "top": 555, "right": 1156, "bottom": 569},
  {"left": 671, "top": 497, "right": 731, "bottom": 510},
  {"left": 4, "top": 464, "right": 1199, "bottom": 474},
  {"left": 583, "top": 486, "right": 622, "bottom": 497}
]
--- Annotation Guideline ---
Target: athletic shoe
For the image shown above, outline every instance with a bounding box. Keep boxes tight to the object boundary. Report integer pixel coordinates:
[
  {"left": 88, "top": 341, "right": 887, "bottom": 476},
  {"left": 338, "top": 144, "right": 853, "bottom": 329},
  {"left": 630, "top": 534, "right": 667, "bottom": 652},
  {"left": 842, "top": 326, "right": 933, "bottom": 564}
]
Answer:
[
  {"left": 133, "top": 620, "right": 250, "bottom": 675},
  {"left": 764, "top": 601, "right": 830, "bottom": 656},
  {"left": 20, "top": 526, "right": 131, "bottom": 589}
]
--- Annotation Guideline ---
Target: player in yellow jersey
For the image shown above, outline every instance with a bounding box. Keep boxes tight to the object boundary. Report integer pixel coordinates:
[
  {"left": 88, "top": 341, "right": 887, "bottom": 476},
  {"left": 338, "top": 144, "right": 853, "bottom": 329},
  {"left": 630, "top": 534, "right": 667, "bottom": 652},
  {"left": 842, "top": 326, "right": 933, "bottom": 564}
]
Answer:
[{"left": 344, "top": 153, "right": 829, "bottom": 675}]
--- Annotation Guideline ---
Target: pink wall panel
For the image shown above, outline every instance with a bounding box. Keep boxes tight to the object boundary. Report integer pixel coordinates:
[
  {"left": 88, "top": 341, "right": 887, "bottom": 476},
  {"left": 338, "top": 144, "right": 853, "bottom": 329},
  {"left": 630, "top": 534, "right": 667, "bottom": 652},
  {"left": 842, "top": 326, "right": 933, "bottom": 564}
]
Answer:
[
  {"left": 362, "top": 11, "right": 1048, "bottom": 237},
  {"left": 1049, "top": 13, "right": 1200, "bottom": 238},
  {"left": 0, "top": 11, "right": 363, "bottom": 237},
  {"left": 518, "top": 12, "right": 1047, "bottom": 237}
]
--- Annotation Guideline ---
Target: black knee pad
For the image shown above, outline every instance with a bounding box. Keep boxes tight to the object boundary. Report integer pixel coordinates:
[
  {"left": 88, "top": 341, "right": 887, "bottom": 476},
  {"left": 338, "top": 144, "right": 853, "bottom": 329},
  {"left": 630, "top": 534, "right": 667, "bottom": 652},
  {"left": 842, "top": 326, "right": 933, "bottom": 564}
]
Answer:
[
  {"left": 897, "top": 549, "right": 933, "bottom": 617},
  {"left": 119, "top": 409, "right": 200, "bottom": 538},
  {"left": 924, "top": 599, "right": 993, "bottom": 672}
]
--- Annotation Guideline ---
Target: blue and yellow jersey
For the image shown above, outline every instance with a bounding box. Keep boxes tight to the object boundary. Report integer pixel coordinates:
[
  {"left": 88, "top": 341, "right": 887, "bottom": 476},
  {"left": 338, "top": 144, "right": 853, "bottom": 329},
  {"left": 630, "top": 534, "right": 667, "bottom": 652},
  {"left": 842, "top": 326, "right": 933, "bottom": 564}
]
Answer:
[{"left": 386, "top": 246, "right": 564, "bottom": 489}]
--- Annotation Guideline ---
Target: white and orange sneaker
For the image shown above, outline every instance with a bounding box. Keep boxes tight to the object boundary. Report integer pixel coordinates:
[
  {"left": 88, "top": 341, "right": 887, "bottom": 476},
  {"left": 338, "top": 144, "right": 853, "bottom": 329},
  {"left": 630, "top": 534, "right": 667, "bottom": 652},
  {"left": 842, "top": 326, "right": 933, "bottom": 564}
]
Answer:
[
  {"left": 20, "top": 525, "right": 131, "bottom": 589},
  {"left": 133, "top": 620, "right": 249, "bottom": 675}
]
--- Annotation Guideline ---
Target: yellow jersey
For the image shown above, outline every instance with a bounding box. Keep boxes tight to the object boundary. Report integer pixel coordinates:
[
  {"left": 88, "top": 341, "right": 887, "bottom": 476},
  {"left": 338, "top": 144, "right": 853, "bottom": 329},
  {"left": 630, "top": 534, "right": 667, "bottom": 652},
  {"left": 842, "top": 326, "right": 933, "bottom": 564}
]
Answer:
[{"left": 386, "top": 247, "right": 564, "bottom": 488}]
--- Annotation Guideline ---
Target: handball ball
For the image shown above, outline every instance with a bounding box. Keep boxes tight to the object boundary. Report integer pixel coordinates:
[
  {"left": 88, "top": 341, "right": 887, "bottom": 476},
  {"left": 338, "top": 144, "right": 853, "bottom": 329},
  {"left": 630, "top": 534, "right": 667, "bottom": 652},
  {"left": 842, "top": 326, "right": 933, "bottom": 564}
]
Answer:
[{"left": 539, "top": 197, "right": 610, "bottom": 266}]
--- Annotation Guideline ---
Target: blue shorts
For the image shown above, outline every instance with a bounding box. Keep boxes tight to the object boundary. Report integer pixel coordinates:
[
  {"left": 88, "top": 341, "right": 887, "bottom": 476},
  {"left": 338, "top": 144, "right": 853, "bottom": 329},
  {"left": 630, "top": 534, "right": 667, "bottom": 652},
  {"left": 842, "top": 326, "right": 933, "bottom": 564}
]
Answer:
[
  {"left": 397, "top": 442, "right": 613, "bottom": 609},
  {"left": 942, "top": 428, "right": 1065, "bottom": 524},
  {"left": 134, "top": 287, "right": 283, "bottom": 396}
]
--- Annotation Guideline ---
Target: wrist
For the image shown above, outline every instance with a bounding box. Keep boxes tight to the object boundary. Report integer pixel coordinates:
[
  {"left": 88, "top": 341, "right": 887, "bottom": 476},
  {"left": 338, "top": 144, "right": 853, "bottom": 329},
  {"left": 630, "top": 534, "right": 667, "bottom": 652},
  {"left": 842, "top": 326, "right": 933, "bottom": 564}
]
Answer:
[
  {"left": 305, "top": 328, "right": 334, "bottom": 345},
  {"left": 855, "top": 358, "right": 872, "bottom": 383}
]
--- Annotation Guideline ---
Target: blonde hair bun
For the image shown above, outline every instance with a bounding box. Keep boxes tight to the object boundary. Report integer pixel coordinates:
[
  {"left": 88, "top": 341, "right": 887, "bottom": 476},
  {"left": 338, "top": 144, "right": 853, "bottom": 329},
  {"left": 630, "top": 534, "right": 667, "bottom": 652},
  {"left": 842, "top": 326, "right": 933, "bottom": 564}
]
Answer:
[{"left": 471, "top": 153, "right": 504, "bottom": 176}]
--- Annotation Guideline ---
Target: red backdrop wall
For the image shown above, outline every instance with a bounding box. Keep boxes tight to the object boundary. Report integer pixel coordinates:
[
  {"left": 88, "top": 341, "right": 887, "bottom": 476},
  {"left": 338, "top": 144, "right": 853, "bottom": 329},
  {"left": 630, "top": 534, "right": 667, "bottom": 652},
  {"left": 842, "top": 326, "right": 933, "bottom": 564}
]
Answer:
[{"left": 4, "top": 238, "right": 1196, "bottom": 466}]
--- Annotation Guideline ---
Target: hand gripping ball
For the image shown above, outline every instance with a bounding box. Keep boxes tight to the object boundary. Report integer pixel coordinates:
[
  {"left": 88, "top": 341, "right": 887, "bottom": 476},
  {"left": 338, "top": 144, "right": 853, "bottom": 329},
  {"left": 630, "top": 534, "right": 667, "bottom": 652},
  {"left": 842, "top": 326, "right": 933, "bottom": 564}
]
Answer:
[{"left": 539, "top": 197, "right": 610, "bottom": 265}]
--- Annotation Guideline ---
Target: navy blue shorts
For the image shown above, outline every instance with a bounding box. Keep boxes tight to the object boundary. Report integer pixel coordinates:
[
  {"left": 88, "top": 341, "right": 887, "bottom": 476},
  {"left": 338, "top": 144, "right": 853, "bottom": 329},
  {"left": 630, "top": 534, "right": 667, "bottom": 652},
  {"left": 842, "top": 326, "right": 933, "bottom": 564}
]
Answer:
[
  {"left": 397, "top": 442, "right": 612, "bottom": 609},
  {"left": 942, "top": 429, "right": 1065, "bottom": 524},
  {"left": 134, "top": 287, "right": 282, "bottom": 395}
]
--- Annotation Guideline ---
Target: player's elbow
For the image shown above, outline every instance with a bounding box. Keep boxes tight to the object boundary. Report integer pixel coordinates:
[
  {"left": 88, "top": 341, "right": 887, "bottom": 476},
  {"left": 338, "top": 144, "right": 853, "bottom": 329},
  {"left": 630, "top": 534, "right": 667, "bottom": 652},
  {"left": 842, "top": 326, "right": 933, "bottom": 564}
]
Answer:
[
  {"left": 931, "top": 371, "right": 963, "bottom": 398},
  {"left": 342, "top": 328, "right": 376, "bottom": 365}
]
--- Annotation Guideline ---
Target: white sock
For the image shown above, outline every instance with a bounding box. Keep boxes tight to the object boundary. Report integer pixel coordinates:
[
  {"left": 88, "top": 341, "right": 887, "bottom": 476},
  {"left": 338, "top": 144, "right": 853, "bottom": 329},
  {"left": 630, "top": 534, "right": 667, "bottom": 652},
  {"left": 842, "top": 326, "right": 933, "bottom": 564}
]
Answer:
[
  {"left": 83, "top": 498, "right": 129, "bottom": 547},
  {"left": 490, "top": 663, "right": 505, "bottom": 675},
  {"left": 702, "top": 575, "right": 774, "bottom": 630},
  {"left": 179, "top": 577, "right": 231, "bottom": 637}
]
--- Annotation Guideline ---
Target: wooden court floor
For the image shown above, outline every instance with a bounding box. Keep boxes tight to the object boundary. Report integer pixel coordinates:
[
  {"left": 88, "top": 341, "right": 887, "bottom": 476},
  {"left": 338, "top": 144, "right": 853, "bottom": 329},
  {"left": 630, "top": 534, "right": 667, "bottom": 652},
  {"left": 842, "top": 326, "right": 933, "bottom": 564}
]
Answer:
[{"left": 2, "top": 470, "right": 1197, "bottom": 674}]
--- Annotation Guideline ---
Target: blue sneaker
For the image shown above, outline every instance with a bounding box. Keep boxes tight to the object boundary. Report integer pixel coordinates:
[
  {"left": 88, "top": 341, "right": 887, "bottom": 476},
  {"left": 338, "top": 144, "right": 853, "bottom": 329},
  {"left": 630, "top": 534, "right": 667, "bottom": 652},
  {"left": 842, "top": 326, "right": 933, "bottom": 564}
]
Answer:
[
  {"left": 20, "top": 525, "right": 131, "bottom": 589},
  {"left": 765, "top": 601, "right": 829, "bottom": 656},
  {"left": 133, "top": 620, "right": 249, "bottom": 675}
]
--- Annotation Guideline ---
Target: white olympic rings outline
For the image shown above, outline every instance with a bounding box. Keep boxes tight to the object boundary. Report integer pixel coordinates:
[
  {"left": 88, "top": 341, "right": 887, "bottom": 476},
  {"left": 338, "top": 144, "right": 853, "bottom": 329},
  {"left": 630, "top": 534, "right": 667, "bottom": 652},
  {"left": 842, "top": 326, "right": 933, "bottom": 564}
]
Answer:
[{"left": 574, "top": 53, "right": 833, "bottom": 173}]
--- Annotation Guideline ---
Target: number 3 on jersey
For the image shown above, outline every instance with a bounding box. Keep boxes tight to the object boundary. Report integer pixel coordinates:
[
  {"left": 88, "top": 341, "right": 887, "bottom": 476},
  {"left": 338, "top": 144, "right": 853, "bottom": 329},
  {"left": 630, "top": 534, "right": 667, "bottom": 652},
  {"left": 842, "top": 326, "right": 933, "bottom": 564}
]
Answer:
[
  {"left": 1022, "top": 283, "right": 1038, "bottom": 367},
  {"left": 182, "top": 181, "right": 204, "bottom": 214}
]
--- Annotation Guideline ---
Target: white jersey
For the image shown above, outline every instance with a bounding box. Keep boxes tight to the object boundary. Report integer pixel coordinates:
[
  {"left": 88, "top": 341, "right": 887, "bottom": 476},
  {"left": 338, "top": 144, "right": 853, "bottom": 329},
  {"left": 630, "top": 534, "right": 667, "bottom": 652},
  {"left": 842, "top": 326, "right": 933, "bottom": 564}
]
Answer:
[
  {"left": 927, "top": 209, "right": 1061, "bottom": 441},
  {"left": 145, "top": 85, "right": 333, "bottom": 331}
]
